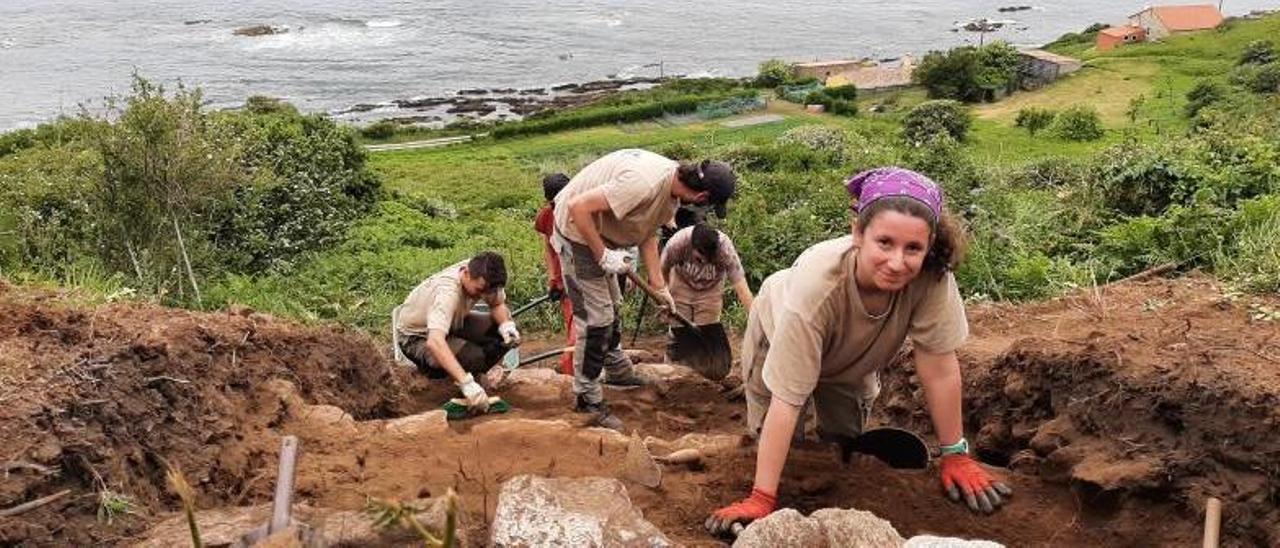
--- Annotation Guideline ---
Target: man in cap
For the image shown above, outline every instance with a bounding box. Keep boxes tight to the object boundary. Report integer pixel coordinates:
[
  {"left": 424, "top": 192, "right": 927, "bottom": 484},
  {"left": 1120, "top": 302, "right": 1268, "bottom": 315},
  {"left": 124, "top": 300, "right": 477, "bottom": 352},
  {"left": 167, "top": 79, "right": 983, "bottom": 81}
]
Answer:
[{"left": 553, "top": 149, "right": 737, "bottom": 430}]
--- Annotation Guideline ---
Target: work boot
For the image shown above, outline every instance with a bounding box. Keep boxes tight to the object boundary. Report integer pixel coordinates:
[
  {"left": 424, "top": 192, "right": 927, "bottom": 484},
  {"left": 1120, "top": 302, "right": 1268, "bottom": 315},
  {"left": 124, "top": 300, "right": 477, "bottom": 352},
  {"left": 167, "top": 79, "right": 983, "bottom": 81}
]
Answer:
[
  {"left": 575, "top": 395, "right": 624, "bottom": 431},
  {"left": 602, "top": 368, "right": 653, "bottom": 387}
]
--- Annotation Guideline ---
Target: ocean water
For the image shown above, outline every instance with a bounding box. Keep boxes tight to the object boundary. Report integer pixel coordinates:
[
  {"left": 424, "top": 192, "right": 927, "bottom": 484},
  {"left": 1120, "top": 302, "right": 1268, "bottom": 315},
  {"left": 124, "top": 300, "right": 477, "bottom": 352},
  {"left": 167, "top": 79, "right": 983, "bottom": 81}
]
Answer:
[{"left": 0, "top": 0, "right": 1275, "bottom": 129}]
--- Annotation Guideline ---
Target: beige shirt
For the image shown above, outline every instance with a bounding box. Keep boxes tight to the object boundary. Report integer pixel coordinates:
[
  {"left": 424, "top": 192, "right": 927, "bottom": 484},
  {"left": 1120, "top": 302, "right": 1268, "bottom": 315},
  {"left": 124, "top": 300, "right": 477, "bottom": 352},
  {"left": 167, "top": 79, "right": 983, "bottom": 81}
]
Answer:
[
  {"left": 753, "top": 236, "right": 969, "bottom": 406},
  {"left": 396, "top": 260, "right": 505, "bottom": 337},
  {"left": 553, "top": 149, "right": 679, "bottom": 248}
]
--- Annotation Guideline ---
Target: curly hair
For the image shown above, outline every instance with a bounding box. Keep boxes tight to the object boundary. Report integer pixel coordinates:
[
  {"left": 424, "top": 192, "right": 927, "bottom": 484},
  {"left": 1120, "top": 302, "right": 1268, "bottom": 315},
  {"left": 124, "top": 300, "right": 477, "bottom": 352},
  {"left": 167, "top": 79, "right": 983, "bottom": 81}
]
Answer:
[{"left": 854, "top": 195, "right": 967, "bottom": 275}]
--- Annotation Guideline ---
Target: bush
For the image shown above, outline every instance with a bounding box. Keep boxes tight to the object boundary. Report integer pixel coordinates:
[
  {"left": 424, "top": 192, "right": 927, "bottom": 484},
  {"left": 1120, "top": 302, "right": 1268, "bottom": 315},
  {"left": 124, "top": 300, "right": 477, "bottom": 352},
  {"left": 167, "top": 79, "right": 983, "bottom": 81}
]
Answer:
[
  {"left": 361, "top": 120, "right": 398, "bottom": 140},
  {"left": 1244, "top": 63, "right": 1280, "bottom": 93},
  {"left": 1239, "top": 40, "right": 1276, "bottom": 66},
  {"left": 1014, "top": 107, "right": 1056, "bottom": 136},
  {"left": 825, "top": 84, "right": 858, "bottom": 100},
  {"left": 756, "top": 59, "right": 796, "bottom": 88},
  {"left": 777, "top": 125, "right": 848, "bottom": 162},
  {"left": 1184, "top": 81, "right": 1225, "bottom": 118},
  {"left": 902, "top": 100, "right": 971, "bottom": 144},
  {"left": 491, "top": 91, "right": 754, "bottom": 139},
  {"left": 1052, "top": 105, "right": 1104, "bottom": 141},
  {"left": 802, "top": 90, "right": 858, "bottom": 117}
]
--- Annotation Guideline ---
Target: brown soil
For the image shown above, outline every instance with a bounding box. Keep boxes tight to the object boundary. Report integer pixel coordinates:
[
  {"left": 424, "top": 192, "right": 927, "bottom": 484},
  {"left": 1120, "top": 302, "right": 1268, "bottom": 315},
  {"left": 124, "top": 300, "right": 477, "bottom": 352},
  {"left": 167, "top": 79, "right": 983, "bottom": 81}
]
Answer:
[{"left": 1, "top": 274, "right": 1277, "bottom": 547}]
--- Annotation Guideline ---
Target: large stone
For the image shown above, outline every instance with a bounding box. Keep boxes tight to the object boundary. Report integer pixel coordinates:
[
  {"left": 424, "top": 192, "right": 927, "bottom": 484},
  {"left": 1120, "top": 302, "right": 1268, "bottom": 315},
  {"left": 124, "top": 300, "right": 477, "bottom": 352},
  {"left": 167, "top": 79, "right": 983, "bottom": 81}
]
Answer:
[
  {"left": 732, "top": 508, "right": 826, "bottom": 548},
  {"left": 623, "top": 432, "right": 662, "bottom": 488},
  {"left": 811, "top": 508, "right": 905, "bottom": 547},
  {"left": 489, "top": 475, "right": 672, "bottom": 547},
  {"left": 501, "top": 367, "right": 572, "bottom": 406},
  {"left": 298, "top": 404, "right": 358, "bottom": 437},
  {"left": 382, "top": 410, "right": 449, "bottom": 439},
  {"left": 904, "top": 535, "right": 1004, "bottom": 547}
]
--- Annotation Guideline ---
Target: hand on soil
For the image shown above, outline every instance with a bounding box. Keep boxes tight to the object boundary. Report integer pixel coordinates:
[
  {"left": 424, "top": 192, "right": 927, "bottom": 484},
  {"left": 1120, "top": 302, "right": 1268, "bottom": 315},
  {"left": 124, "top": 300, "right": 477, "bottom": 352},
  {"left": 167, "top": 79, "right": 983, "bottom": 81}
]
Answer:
[
  {"left": 457, "top": 374, "right": 490, "bottom": 413},
  {"left": 940, "top": 454, "right": 1013, "bottom": 514}
]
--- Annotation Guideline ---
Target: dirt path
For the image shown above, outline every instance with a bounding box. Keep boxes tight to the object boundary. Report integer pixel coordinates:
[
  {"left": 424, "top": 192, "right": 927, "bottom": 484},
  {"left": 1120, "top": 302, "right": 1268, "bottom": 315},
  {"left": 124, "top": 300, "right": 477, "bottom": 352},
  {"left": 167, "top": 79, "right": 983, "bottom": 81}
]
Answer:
[{"left": 1, "top": 275, "right": 1277, "bottom": 546}]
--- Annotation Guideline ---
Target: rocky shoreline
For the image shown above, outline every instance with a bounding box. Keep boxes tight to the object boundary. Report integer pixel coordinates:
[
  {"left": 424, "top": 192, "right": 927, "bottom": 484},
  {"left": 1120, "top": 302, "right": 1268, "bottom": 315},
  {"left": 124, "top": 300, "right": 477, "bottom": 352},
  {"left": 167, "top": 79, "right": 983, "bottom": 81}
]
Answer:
[{"left": 330, "top": 76, "right": 683, "bottom": 128}]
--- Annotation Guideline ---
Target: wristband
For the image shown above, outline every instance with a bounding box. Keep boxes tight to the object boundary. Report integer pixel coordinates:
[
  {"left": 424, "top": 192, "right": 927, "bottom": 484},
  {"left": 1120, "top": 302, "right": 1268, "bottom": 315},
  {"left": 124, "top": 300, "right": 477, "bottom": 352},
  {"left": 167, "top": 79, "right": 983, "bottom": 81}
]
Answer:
[{"left": 939, "top": 437, "right": 969, "bottom": 456}]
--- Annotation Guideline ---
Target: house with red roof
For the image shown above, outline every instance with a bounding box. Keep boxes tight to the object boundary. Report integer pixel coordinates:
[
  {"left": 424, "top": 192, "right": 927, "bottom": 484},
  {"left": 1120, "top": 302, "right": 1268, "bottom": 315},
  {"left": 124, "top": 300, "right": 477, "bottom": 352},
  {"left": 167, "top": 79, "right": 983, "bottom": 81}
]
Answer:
[
  {"left": 1128, "top": 4, "right": 1225, "bottom": 40},
  {"left": 1097, "top": 25, "right": 1148, "bottom": 51}
]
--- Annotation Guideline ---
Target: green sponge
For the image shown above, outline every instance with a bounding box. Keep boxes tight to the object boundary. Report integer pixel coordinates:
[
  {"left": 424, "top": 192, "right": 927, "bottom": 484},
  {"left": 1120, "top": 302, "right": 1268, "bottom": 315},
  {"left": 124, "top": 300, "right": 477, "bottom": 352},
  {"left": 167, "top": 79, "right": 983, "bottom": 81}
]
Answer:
[{"left": 442, "top": 396, "right": 511, "bottom": 420}]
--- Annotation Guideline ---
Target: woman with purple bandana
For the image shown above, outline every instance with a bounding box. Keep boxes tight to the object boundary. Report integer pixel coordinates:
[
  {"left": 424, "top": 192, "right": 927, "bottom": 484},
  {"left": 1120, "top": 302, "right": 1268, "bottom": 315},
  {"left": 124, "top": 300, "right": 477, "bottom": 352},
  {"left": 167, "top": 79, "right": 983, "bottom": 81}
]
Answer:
[{"left": 706, "top": 167, "right": 1012, "bottom": 535}]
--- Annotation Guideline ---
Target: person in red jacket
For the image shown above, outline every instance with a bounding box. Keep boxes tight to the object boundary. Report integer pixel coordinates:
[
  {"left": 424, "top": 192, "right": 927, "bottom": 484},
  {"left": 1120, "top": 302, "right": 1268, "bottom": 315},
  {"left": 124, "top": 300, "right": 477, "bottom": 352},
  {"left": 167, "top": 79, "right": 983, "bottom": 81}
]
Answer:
[
  {"left": 535, "top": 173, "right": 575, "bottom": 374},
  {"left": 706, "top": 167, "right": 1012, "bottom": 536}
]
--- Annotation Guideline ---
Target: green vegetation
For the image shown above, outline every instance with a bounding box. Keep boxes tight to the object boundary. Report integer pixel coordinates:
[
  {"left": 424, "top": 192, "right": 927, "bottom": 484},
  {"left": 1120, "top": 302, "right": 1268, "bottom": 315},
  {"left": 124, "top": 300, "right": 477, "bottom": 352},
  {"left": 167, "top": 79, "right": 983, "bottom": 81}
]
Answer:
[
  {"left": 1051, "top": 105, "right": 1105, "bottom": 141},
  {"left": 3, "top": 13, "right": 1279, "bottom": 336},
  {"left": 913, "top": 42, "right": 1021, "bottom": 102},
  {"left": 1014, "top": 107, "right": 1055, "bottom": 136},
  {"left": 903, "top": 100, "right": 971, "bottom": 144}
]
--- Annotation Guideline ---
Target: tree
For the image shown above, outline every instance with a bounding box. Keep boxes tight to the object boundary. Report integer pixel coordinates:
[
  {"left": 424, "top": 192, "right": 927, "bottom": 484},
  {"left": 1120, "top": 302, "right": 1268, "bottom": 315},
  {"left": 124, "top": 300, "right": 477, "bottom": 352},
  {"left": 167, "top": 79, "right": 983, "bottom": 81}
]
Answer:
[
  {"left": 1015, "top": 107, "right": 1056, "bottom": 136},
  {"left": 903, "top": 100, "right": 972, "bottom": 144},
  {"left": 914, "top": 42, "right": 1021, "bottom": 102}
]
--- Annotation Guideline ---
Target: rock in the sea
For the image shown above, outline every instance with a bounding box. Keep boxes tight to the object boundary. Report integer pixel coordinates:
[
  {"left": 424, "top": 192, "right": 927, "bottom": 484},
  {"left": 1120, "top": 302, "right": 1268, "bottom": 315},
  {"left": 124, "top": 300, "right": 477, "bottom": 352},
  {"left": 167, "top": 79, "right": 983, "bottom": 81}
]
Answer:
[
  {"left": 234, "top": 24, "right": 287, "bottom": 37},
  {"left": 811, "top": 508, "right": 905, "bottom": 547},
  {"left": 733, "top": 508, "right": 826, "bottom": 548},
  {"left": 490, "top": 475, "right": 672, "bottom": 547},
  {"left": 904, "top": 535, "right": 1004, "bottom": 547}
]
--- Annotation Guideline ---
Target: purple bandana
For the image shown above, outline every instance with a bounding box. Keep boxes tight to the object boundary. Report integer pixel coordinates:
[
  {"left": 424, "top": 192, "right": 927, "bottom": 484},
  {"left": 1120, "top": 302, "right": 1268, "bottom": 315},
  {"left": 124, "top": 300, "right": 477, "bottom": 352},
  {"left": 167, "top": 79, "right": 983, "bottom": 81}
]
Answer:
[{"left": 843, "top": 167, "right": 943, "bottom": 221}]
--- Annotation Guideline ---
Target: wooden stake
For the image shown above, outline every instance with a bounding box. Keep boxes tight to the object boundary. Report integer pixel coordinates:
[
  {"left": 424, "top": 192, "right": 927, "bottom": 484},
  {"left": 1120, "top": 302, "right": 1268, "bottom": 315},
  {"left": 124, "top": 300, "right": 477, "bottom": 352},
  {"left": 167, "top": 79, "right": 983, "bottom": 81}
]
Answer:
[{"left": 1203, "top": 497, "right": 1222, "bottom": 548}]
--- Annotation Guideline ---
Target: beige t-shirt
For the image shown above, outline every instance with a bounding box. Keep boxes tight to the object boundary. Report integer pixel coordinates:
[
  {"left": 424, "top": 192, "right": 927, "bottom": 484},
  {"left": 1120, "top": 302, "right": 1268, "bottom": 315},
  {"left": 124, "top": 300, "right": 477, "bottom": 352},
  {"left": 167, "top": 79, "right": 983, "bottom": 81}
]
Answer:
[
  {"left": 753, "top": 236, "right": 969, "bottom": 406},
  {"left": 553, "top": 149, "right": 679, "bottom": 248},
  {"left": 396, "top": 260, "right": 506, "bottom": 337}
]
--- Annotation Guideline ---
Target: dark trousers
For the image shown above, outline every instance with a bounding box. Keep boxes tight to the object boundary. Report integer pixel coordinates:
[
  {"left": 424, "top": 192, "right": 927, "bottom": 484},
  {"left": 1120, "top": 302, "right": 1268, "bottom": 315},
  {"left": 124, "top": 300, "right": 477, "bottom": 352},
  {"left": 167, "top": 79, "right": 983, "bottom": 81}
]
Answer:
[{"left": 399, "top": 312, "right": 506, "bottom": 379}]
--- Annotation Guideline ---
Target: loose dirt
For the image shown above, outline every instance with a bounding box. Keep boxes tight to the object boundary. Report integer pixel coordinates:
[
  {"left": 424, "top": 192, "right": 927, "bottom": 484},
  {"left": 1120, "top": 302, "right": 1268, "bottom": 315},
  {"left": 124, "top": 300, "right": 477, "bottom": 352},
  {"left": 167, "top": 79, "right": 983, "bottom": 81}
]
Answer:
[{"left": 1, "top": 274, "right": 1276, "bottom": 547}]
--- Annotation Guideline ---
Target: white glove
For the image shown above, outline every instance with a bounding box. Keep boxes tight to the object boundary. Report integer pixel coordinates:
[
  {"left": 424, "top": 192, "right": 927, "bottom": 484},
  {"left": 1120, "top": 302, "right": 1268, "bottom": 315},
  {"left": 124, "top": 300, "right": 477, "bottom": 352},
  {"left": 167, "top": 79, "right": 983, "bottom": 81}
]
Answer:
[
  {"left": 599, "top": 248, "right": 634, "bottom": 274},
  {"left": 457, "top": 373, "right": 490, "bottom": 413},
  {"left": 499, "top": 320, "right": 521, "bottom": 346}
]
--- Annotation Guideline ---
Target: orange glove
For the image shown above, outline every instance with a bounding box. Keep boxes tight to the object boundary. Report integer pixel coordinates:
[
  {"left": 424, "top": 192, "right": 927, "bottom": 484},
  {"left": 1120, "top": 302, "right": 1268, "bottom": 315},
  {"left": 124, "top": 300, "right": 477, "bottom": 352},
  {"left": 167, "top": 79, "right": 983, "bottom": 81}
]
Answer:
[
  {"left": 940, "top": 454, "right": 1013, "bottom": 514},
  {"left": 704, "top": 488, "right": 776, "bottom": 536}
]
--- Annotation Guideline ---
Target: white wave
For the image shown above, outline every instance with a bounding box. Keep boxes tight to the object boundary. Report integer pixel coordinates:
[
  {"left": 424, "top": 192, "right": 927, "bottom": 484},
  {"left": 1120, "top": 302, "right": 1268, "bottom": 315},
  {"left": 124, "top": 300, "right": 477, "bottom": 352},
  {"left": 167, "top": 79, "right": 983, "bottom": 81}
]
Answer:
[
  {"left": 366, "top": 19, "right": 403, "bottom": 28},
  {"left": 605, "top": 18, "right": 622, "bottom": 27},
  {"left": 0, "top": 38, "right": 15, "bottom": 49}
]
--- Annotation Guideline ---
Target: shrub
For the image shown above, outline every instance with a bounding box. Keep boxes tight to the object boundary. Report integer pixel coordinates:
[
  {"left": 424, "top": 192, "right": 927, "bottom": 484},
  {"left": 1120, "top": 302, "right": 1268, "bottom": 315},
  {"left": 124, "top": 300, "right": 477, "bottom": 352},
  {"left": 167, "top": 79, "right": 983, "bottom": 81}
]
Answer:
[
  {"left": 825, "top": 84, "right": 858, "bottom": 100},
  {"left": 1247, "top": 63, "right": 1280, "bottom": 93},
  {"left": 755, "top": 59, "right": 796, "bottom": 88},
  {"left": 902, "top": 100, "right": 971, "bottom": 144},
  {"left": 1052, "top": 105, "right": 1104, "bottom": 141},
  {"left": 244, "top": 95, "right": 298, "bottom": 115},
  {"left": 1184, "top": 81, "right": 1226, "bottom": 118},
  {"left": 1239, "top": 40, "right": 1276, "bottom": 66},
  {"left": 801, "top": 90, "right": 857, "bottom": 117},
  {"left": 361, "top": 120, "right": 398, "bottom": 140},
  {"left": 777, "top": 125, "right": 847, "bottom": 154},
  {"left": 1014, "top": 107, "right": 1056, "bottom": 136}
]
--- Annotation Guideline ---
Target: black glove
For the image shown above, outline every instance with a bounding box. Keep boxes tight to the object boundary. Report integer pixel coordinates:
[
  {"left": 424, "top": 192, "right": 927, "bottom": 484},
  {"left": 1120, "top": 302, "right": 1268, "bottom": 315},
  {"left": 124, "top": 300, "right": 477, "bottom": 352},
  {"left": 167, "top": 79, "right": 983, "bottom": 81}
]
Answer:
[{"left": 548, "top": 286, "right": 564, "bottom": 302}]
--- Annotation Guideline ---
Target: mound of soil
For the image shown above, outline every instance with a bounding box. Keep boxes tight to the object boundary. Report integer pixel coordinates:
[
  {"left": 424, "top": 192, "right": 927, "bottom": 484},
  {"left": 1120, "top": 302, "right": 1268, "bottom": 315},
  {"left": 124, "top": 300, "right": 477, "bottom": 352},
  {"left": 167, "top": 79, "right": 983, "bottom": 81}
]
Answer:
[
  {"left": 1, "top": 274, "right": 1277, "bottom": 546},
  {"left": 880, "top": 274, "right": 1280, "bottom": 547},
  {"left": 0, "top": 286, "right": 404, "bottom": 545}
]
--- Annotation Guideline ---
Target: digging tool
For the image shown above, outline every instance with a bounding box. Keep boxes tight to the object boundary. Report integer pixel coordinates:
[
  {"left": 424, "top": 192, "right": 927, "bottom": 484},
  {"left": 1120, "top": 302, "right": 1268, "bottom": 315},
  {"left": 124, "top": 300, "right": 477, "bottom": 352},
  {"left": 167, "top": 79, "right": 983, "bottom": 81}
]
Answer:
[
  {"left": 840, "top": 427, "right": 931, "bottom": 470},
  {"left": 1203, "top": 497, "right": 1222, "bottom": 548},
  {"left": 442, "top": 396, "right": 511, "bottom": 420},
  {"left": 496, "top": 294, "right": 556, "bottom": 369},
  {"left": 510, "top": 294, "right": 552, "bottom": 318},
  {"left": 630, "top": 292, "right": 649, "bottom": 346},
  {"left": 624, "top": 271, "right": 732, "bottom": 381},
  {"left": 513, "top": 346, "right": 574, "bottom": 368},
  {"left": 237, "top": 436, "right": 313, "bottom": 546}
]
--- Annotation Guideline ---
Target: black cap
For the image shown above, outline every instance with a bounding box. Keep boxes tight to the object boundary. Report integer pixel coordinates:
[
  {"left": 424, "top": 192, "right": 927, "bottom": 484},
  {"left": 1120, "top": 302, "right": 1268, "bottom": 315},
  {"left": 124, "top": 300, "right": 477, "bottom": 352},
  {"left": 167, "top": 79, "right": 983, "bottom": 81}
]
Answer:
[{"left": 695, "top": 160, "right": 736, "bottom": 218}]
